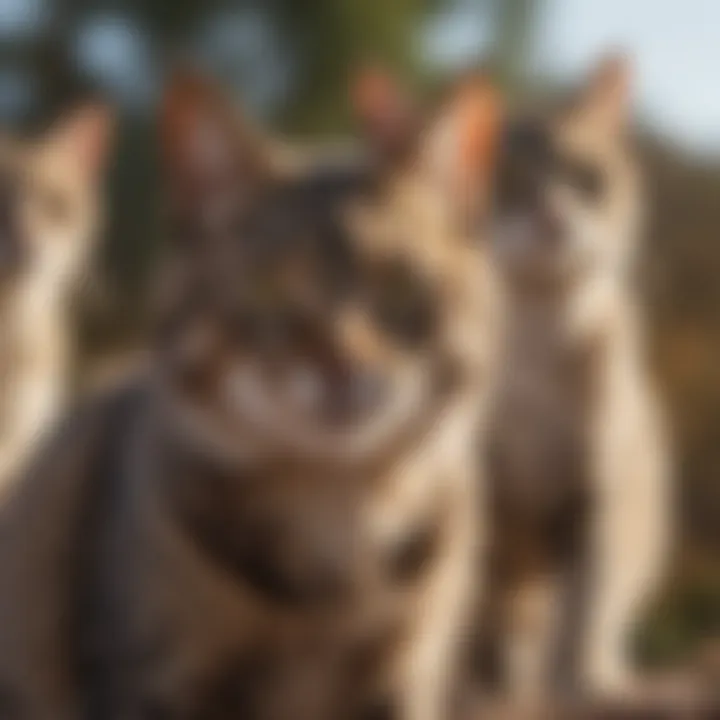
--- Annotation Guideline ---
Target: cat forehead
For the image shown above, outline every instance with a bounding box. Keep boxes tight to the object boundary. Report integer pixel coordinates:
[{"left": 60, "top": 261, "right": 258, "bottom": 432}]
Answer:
[
  {"left": 501, "top": 118, "right": 578, "bottom": 162},
  {"left": 502, "top": 118, "right": 554, "bottom": 157},
  {"left": 183, "top": 155, "right": 468, "bottom": 279},
  {"left": 500, "top": 115, "right": 610, "bottom": 173},
  {"left": 273, "top": 162, "right": 375, "bottom": 213},
  {"left": 225, "top": 165, "right": 372, "bottom": 254}
]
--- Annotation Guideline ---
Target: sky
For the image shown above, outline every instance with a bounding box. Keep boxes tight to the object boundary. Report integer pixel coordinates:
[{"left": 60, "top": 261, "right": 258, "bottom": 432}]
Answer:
[
  {"left": 539, "top": 0, "right": 720, "bottom": 154},
  {"left": 429, "top": 0, "right": 720, "bottom": 154}
]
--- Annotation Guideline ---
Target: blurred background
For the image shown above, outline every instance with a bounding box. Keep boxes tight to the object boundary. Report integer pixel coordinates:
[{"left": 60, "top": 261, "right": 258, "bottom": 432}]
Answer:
[{"left": 0, "top": 0, "right": 718, "bottom": 673}]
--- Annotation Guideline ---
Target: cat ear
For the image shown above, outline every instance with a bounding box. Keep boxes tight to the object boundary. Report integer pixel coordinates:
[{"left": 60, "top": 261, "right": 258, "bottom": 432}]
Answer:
[
  {"left": 161, "top": 69, "right": 266, "bottom": 217},
  {"left": 424, "top": 73, "right": 503, "bottom": 213},
  {"left": 43, "top": 102, "right": 115, "bottom": 181},
  {"left": 351, "top": 66, "right": 418, "bottom": 162},
  {"left": 576, "top": 53, "right": 631, "bottom": 135}
]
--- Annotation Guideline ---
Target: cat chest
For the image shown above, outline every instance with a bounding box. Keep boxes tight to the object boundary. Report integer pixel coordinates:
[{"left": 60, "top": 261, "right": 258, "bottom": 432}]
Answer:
[
  {"left": 189, "top": 471, "right": 448, "bottom": 611},
  {"left": 111, "top": 463, "right": 450, "bottom": 717},
  {"left": 488, "top": 333, "right": 598, "bottom": 512}
]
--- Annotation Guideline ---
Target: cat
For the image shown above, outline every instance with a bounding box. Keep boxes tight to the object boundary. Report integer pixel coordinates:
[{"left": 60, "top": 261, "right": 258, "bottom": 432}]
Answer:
[
  {"left": 0, "top": 105, "right": 113, "bottom": 496},
  {"left": 469, "top": 55, "right": 671, "bottom": 709},
  {"left": 0, "top": 69, "right": 502, "bottom": 720}
]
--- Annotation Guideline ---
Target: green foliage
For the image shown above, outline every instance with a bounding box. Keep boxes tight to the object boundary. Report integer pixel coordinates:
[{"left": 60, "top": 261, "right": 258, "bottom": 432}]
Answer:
[
  {"left": 492, "top": 0, "right": 538, "bottom": 95},
  {"left": 268, "top": 0, "right": 443, "bottom": 133},
  {"left": 634, "top": 560, "right": 720, "bottom": 668}
]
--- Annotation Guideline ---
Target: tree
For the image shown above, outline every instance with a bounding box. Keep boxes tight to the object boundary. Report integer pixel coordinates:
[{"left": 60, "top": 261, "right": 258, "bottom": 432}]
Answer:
[
  {"left": 492, "top": 0, "right": 539, "bottom": 97},
  {"left": 266, "top": 0, "right": 444, "bottom": 133}
]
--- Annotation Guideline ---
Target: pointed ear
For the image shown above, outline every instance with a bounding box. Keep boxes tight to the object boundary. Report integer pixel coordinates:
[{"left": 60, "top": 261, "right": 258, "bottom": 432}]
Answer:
[
  {"left": 161, "top": 70, "right": 266, "bottom": 215},
  {"left": 575, "top": 53, "right": 631, "bottom": 135},
  {"left": 350, "top": 66, "right": 417, "bottom": 161},
  {"left": 43, "top": 102, "right": 115, "bottom": 182},
  {"left": 425, "top": 73, "right": 503, "bottom": 213}
]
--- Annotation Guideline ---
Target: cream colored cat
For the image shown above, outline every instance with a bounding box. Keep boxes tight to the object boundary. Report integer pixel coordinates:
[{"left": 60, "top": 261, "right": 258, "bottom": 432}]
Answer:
[
  {"left": 475, "top": 56, "right": 671, "bottom": 707},
  {"left": 0, "top": 106, "right": 113, "bottom": 495}
]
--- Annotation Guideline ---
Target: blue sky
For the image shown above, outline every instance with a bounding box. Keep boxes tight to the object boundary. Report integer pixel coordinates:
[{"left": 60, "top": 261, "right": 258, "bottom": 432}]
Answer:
[
  {"left": 539, "top": 0, "right": 720, "bottom": 153},
  {"left": 428, "top": 0, "right": 720, "bottom": 154}
]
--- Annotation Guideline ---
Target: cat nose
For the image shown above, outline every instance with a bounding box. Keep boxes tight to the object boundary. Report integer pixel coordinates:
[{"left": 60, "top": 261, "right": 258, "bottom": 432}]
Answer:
[
  {"left": 536, "top": 204, "right": 563, "bottom": 243},
  {"left": 325, "top": 365, "right": 386, "bottom": 426}
]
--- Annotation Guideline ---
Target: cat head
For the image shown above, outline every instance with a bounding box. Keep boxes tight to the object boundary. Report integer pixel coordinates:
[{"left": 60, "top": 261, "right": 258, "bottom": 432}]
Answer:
[
  {"left": 0, "top": 104, "right": 113, "bottom": 300},
  {"left": 155, "top": 69, "right": 502, "bottom": 462},
  {"left": 491, "top": 55, "right": 642, "bottom": 291}
]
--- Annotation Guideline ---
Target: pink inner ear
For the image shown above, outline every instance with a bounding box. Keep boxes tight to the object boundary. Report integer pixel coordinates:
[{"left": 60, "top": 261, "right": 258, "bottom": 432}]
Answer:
[
  {"left": 176, "top": 109, "right": 235, "bottom": 185},
  {"left": 162, "top": 74, "right": 244, "bottom": 191},
  {"left": 352, "top": 69, "right": 396, "bottom": 123},
  {"left": 51, "top": 105, "right": 114, "bottom": 178},
  {"left": 436, "top": 80, "right": 502, "bottom": 204},
  {"left": 459, "top": 86, "right": 501, "bottom": 178},
  {"left": 351, "top": 67, "right": 413, "bottom": 152}
]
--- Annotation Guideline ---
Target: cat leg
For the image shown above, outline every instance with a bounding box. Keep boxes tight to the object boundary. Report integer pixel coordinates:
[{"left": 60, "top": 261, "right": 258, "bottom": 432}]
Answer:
[
  {"left": 581, "top": 449, "right": 669, "bottom": 699},
  {"left": 502, "top": 571, "right": 564, "bottom": 708},
  {"left": 396, "top": 472, "right": 478, "bottom": 720}
]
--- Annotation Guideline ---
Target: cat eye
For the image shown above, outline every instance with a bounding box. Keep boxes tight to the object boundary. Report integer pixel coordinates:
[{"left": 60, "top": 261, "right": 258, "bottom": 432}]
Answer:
[
  {"left": 559, "top": 157, "right": 605, "bottom": 201},
  {"left": 495, "top": 132, "right": 553, "bottom": 212},
  {"left": 495, "top": 162, "right": 540, "bottom": 212},
  {"left": 370, "top": 260, "right": 436, "bottom": 348}
]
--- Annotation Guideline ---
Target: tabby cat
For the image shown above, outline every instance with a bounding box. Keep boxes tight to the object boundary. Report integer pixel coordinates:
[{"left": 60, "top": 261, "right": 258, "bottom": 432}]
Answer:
[{"left": 0, "top": 70, "right": 502, "bottom": 720}]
